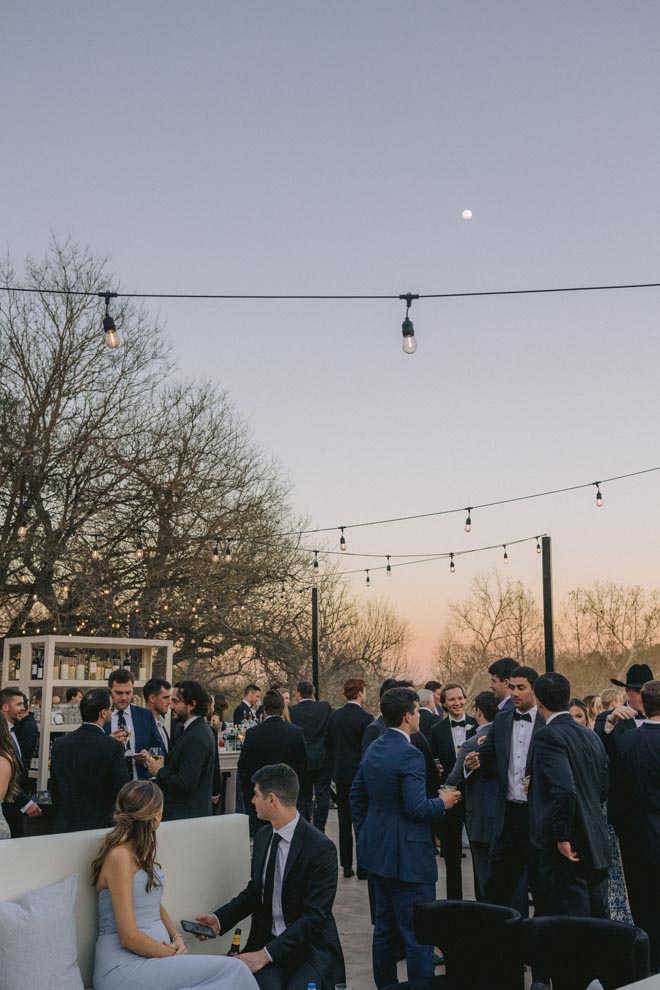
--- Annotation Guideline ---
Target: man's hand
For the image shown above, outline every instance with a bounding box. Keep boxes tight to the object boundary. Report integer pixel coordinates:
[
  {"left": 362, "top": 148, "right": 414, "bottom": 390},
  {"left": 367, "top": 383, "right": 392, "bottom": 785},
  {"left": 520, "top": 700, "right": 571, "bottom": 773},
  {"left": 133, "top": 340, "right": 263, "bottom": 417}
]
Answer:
[
  {"left": 134, "top": 750, "right": 148, "bottom": 763},
  {"left": 465, "top": 751, "right": 480, "bottom": 771},
  {"left": 145, "top": 754, "right": 165, "bottom": 775},
  {"left": 439, "top": 788, "right": 462, "bottom": 810},
  {"left": 25, "top": 803, "right": 42, "bottom": 817},
  {"left": 110, "top": 729, "right": 129, "bottom": 744},
  {"left": 236, "top": 949, "right": 270, "bottom": 974},
  {"left": 607, "top": 705, "right": 636, "bottom": 724},
  {"left": 557, "top": 841, "right": 580, "bottom": 862},
  {"left": 193, "top": 914, "right": 219, "bottom": 941}
]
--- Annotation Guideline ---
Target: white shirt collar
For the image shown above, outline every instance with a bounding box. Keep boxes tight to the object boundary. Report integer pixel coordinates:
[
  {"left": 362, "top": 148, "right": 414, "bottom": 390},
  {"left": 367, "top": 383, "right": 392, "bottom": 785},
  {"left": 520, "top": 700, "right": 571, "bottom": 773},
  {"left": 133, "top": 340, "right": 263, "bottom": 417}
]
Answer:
[
  {"left": 545, "top": 711, "right": 570, "bottom": 725},
  {"left": 296, "top": 698, "right": 313, "bottom": 703},
  {"left": 347, "top": 700, "right": 363, "bottom": 706},
  {"left": 184, "top": 714, "right": 200, "bottom": 730},
  {"left": 390, "top": 727, "right": 411, "bottom": 743},
  {"left": 498, "top": 696, "right": 511, "bottom": 709},
  {"left": 643, "top": 719, "right": 660, "bottom": 726},
  {"left": 273, "top": 811, "right": 299, "bottom": 840}
]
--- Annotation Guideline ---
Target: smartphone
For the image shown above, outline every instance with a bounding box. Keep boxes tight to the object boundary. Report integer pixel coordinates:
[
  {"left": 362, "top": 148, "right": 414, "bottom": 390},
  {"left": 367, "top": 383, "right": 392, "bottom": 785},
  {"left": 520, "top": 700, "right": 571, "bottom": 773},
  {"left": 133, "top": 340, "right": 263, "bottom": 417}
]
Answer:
[{"left": 180, "top": 919, "right": 217, "bottom": 938}]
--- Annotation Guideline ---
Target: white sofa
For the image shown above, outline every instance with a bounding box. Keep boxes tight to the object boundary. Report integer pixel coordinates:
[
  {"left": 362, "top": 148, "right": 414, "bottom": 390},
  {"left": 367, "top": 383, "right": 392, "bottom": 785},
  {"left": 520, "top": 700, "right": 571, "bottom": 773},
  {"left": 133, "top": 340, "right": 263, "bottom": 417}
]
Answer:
[{"left": 0, "top": 813, "right": 251, "bottom": 989}]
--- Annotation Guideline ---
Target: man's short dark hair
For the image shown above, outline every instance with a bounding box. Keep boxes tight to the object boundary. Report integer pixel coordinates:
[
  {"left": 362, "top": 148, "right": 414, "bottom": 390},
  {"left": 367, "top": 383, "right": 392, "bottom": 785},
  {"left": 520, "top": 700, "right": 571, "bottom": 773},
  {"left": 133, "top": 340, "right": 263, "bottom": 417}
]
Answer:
[
  {"left": 109, "top": 667, "right": 135, "bottom": 688},
  {"left": 143, "top": 677, "right": 171, "bottom": 704},
  {"left": 65, "top": 687, "right": 83, "bottom": 702},
  {"left": 244, "top": 684, "right": 260, "bottom": 695},
  {"left": 425, "top": 680, "right": 442, "bottom": 692},
  {"left": 263, "top": 689, "right": 285, "bottom": 716},
  {"left": 510, "top": 665, "right": 539, "bottom": 687},
  {"left": 641, "top": 680, "right": 660, "bottom": 719},
  {"left": 174, "top": 680, "right": 208, "bottom": 714},
  {"left": 474, "top": 690, "right": 498, "bottom": 723},
  {"left": 296, "top": 680, "right": 315, "bottom": 699},
  {"left": 0, "top": 687, "right": 22, "bottom": 707},
  {"left": 344, "top": 678, "right": 366, "bottom": 701},
  {"left": 252, "top": 763, "right": 299, "bottom": 805},
  {"left": 80, "top": 688, "right": 112, "bottom": 723},
  {"left": 488, "top": 658, "right": 519, "bottom": 681},
  {"left": 534, "top": 672, "right": 571, "bottom": 712},
  {"left": 381, "top": 687, "right": 419, "bottom": 727}
]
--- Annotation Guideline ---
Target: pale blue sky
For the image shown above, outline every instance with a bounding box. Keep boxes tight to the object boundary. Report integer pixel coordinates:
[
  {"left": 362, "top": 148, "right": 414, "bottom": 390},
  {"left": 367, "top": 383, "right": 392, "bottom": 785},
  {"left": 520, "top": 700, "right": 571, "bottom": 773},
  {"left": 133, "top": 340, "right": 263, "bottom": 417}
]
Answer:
[{"left": 3, "top": 1, "right": 660, "bottom": 670}]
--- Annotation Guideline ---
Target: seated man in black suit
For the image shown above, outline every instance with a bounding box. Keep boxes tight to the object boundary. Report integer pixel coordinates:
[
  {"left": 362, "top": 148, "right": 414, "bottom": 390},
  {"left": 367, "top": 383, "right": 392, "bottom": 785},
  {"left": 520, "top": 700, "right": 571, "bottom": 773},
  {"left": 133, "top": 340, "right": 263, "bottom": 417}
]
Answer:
[
  {"left": 195, "top": 763, "right": 345, "bottom": 990},
  {"left": 289, "top": 680, "right": 333, "bottom": 831},
  {"left": 50, "top": 687, "right": 130, "bottom": 832},
  {"left": 239, "top": 690, "right": 307, "bottom": 832}
]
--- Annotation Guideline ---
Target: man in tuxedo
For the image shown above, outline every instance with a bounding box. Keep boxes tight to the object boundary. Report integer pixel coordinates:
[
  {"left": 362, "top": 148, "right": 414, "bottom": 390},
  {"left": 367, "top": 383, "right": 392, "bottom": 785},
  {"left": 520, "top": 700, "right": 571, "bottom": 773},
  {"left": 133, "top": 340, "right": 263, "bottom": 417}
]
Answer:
[
  {"left": 529, "top": 672, "right": 610, "bottom": 918},
  {"left": 418, "top": 688, "right": 440, "bottom": 741},
  {"left": 144, "top": 679, "right": 216, "bottom": 821},
  {"left": 0, "top": 687, "right": 43, "bottom": 836},
  {"left": 326, "top": 677, "right": 373, "bottom": 878},
  {"left": 233, "top": 683, "right": 261, "bottom": 725},
  {"left": 239, "top": 690, "right": 307, "bottom": 832},
  {"left": 289, "top": 680, "right": 332, "bottom": 831},
  {"left": 104, "top": 668, "right": 163, "bottom": 780},
  {"left": 464, "top": 665, "right": 548, "bottom": 990},
  {"left": 447, "top": 690, "right": 499, "bottom": 899},
  {"left": 195, "top": 763, "right": 345, "bottom": 990},
  {"left": 488, "top": 657, "right": 518, "bottom": 713},
  {"left": 615, "top": 678, "right": 660, "bottom": 972},
  {"left": 428, "top": 681, "right": 477, "bottom": 899},
  {"left": 350, "top": 687, "right": 461, "bottom": 989},
  {"left": 143, "top": 676, "right": 172, "bottom": 754},
  {"left": 51, "top": 687, "right": 129, "bottom": 832}
]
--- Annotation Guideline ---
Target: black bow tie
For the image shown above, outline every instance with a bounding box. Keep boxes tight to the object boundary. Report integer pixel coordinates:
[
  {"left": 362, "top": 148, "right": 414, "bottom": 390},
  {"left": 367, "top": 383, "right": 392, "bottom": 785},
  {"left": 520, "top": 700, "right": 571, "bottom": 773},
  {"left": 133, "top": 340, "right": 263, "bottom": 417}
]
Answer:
[
  {"left": 513, "top": 712, "right": 532, "bottom": 723},
  {"left": 450, "top": 720, "right": 467, "bottom": 728}
]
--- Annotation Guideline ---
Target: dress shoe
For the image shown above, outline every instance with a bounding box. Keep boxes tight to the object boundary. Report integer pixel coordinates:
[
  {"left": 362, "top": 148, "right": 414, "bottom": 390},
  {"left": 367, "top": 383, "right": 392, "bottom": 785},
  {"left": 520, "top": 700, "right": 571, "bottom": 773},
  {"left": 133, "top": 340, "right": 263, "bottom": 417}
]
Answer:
[
  {"left": 343, "top": 867, "right": 355, "bottom": 878},
  {"left": 356, "top": 868, "right": 368, "bottom": 880},
  {"left": 530, "top": 983, "right": 550, "bottom": 990}
]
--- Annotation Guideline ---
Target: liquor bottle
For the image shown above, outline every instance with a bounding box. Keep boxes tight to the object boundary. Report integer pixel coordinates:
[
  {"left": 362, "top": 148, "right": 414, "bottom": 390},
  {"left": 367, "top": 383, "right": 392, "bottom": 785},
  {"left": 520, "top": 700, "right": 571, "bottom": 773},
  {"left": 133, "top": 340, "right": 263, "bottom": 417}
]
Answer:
[
  {"left": 31, "top": 652, "right": 38, "bottom": 679},
  {"left": 75, "top": 657, "right": 86, "bottom": 680},
  {"left": 89, "top": 657, "right": 98, "bottom": 681},
  {"left": 104, "top": 657, "right": 112, "bottom": 680},
  {"left": 38, "top": 653, "right": 44, "bottom": 679},
  {"left": 227, "top": 929, "right": 241, "bottom": 956}
]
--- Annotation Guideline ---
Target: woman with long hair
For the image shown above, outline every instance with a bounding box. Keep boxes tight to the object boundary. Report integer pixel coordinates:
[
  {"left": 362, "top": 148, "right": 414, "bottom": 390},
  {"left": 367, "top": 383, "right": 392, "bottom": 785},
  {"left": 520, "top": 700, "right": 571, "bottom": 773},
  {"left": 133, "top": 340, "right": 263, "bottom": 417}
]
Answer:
[
  {"left": 92, "top": 780, "right": 257, "bottom": 990},
  {"left": 0, "top": 715, "right": 20, "bottom": 839}
]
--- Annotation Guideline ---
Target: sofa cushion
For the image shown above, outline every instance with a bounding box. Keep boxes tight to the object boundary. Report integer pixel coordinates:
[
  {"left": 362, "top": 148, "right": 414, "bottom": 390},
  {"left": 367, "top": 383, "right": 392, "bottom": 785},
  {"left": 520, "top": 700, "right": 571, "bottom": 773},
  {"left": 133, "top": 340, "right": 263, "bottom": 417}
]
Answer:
[{"left": 0, "top": 873, "right": 84, "bottom": 990}]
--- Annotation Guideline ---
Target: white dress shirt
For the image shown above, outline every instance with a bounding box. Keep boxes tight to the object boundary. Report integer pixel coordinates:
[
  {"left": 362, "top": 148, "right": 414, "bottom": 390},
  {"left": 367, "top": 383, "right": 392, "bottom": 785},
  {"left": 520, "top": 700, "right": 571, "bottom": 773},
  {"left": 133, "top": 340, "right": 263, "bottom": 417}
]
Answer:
[
  {"left": 111, "top": 705, "right": 138, "bottom": 779},
  {"left": 506, "top": 706, "right": 538, "bottom": 803},
  {"left": 262, "top": 812, "right": 300, "bottom": 940},
  {"left": 155, "top": 714, "right": 169, "bottom": 752},
  {"left": 449, "top": 716, "right": 468, "bottom": 754}
]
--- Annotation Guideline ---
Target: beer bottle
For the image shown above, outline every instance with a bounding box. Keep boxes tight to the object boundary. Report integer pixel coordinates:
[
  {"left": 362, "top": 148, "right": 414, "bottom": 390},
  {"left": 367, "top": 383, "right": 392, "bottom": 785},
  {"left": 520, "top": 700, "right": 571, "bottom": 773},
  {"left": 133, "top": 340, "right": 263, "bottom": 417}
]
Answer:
[{"left": 227, "top": 928, "right": 242, "bottom": 956}]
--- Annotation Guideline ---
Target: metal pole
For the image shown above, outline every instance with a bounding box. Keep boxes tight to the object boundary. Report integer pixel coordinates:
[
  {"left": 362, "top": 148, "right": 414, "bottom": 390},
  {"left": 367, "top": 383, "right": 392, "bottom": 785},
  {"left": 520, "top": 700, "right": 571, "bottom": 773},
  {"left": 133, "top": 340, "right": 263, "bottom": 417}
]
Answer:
[
  {"left": 311, "top": 585, "right": 320, "bottom": 699},
  {"left": 541, "top": 536, "right": 555, "bottom": 672}
]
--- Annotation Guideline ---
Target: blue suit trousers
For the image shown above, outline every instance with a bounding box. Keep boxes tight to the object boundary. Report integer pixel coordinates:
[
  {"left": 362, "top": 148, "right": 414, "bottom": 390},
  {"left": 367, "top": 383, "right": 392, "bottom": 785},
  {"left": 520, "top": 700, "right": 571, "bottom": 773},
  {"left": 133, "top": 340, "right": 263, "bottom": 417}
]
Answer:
[{"left": 371, "top": 875, "right": 436, "bottom": 989}]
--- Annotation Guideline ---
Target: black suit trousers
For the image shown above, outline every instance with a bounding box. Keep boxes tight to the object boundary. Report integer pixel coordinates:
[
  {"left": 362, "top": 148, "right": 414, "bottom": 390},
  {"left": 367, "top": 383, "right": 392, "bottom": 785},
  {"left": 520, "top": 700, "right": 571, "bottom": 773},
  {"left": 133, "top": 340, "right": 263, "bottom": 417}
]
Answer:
[
  {"left": 434, "top": 805, "right": 465, "bottom": 900},
  {"left": 536, "top": 848, "right": 608, "bottom": 919},
  {"left": 297, "top": 765, "right": 332, "bottom": 831},
  {"left": 620, "top": 850, "right": 660, "bottom": 974},
  {"left": 255, "top": 960, "right": 327, "bottom": 990},
  {"left": 335, "top": 778, "right": 356, "bottom": 868},
  {"left": 486, "top": 802, "right": 540, "bottom": 907}
]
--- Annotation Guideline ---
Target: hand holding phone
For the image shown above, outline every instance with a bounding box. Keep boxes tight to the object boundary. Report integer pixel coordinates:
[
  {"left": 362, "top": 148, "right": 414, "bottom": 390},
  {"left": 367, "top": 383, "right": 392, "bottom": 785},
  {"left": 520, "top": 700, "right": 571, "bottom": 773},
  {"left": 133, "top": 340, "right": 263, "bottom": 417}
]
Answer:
[{"left": 181, "top": 919, "right": 217, "bottom": 938}]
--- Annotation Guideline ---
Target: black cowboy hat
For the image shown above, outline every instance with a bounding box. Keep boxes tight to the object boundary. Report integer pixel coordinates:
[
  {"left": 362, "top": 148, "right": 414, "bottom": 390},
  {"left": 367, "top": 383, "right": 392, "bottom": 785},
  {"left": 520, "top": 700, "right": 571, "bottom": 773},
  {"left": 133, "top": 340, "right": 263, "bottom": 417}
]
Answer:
[{"left": 611, "top": 663, "right": 654, "bottom": 689}]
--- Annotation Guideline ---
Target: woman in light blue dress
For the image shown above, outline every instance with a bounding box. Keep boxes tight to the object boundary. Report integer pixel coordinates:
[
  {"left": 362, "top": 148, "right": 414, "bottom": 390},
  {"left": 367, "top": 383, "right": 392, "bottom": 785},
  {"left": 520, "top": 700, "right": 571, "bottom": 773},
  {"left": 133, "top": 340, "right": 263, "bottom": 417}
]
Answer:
[{"left": 91, "top": 780, "right": 258, "bottom": 990}]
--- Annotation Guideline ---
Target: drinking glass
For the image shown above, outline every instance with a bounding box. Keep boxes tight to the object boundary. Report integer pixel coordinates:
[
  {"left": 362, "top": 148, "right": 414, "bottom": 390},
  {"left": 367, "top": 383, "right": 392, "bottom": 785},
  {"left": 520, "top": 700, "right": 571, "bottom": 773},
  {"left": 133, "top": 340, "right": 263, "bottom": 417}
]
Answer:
[{"left": 148, "top": 746, "right": 162, "bottom": 778}]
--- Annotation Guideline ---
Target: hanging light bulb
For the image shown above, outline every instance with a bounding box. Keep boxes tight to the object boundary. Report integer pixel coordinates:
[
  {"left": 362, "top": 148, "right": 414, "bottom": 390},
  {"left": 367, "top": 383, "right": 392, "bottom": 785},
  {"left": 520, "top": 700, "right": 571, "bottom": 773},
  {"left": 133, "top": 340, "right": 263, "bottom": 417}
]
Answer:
[
  {"left": 163, "top": 602, "right": 170, "bottom": 612},
  {"left": 464, "top": 508, "right": 472, "bottom": 533},
  {"left": 386, "top": 555, "right": 392, "bottom": 577},
  {"left": 102, "top": 587, "right": 111, "bottom": 596},
  {"left": 280, "top": 582, "right": 286, "bottom": 601},
  {"left": 113, "top": 595, "right": 120, "bottom": 608},
  {"left": 136, "top": 528, "right": 144, "bottom": 560},
  {"left": 536, "top": 538, "right": 541, "bottom": 554},
  {"left": 17, "top": 507, "right": 28, "bottom": 540},
  {"left": 196, "top": 593, "right": 202, "bottom": 605},
  {"left": 449, "top": 553, "right": 455, "bottom": 574},
  {"left": 595, "top": 483, "right": 603, "bottom": 507},
  {"left": 212, "top": 540, "right": 220, "bottom": 563},
  {"left": 63, "top": 579, "right": 71, "bottom": 594},
  {"left": 312, "top": 551, "right": 319, "bottom": 578},
  {"left": 19, "top": 572, "right": 29, "bottom": 583},
  {"left": 365, "top": 569, "right": 371, "bottom": 587},
  {"left": 225, "top": 539, "right": 232, "bottom": 563},
  {"left": 99, "top": 291, "right": 121, "bottom": 349},
  {"left": 339, "top": 527, "right": 347, "bottom": 551},
  {"left": 503, "top": 545, "right": 509, "bottom": 563},
  {"left": 399, "top": 292, "right": 419, "bottom": 354},
  {"left": 91, "top": 538, "right": 100, "bottom": 561}
]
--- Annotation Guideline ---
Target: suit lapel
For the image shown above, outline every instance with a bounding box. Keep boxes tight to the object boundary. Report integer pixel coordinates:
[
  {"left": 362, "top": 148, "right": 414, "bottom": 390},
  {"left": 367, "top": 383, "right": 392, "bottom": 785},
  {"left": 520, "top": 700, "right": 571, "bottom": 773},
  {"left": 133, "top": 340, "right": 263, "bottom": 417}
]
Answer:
[
  {"left": 282, "top": 817, "right": 306, "bottom": 885},
  {"left": 253, "top": 827, "right": 273, "bottom": 898},
  {"left": 526, "top": 712, "right": 545, "bottom": 774},
  {"left": 503, "top": 712, "right": 513, "bottom": 768}
]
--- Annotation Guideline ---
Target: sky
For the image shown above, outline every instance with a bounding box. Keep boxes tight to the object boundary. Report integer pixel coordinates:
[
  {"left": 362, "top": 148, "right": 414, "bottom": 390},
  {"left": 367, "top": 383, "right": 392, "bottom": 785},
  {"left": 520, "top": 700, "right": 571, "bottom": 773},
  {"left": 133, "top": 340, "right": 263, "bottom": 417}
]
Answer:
[{"left": 2, "top": 1, "right": 660, "bottom": 675}]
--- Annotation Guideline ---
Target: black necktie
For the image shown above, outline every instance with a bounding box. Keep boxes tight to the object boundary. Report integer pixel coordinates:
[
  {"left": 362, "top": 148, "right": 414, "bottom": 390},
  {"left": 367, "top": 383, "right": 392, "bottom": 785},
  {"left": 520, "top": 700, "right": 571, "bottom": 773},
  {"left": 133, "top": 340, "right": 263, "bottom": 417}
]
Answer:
[
  {"left": 451, "top": 720, "right": 466, "bottom": 728},
  {"left": 513, "top": 712, "right": 532, "bottom": 723},
  {"left": 262, "top": 833, "right": 282, "bottom": 924}
]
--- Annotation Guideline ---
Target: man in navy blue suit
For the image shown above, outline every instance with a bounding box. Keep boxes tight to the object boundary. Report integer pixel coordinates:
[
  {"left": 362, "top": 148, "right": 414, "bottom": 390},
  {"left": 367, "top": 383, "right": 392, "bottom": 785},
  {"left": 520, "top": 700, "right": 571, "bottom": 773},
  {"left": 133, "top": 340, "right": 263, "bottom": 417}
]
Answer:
[
  {"left": 104, "top": 667, "right": 163, "bottom": 780},
  {"left": 488, "top": 657, "right": 518, "bottom": 714},
  {"left": 350, "top": 687, "right": 461, "bottom": 989}
]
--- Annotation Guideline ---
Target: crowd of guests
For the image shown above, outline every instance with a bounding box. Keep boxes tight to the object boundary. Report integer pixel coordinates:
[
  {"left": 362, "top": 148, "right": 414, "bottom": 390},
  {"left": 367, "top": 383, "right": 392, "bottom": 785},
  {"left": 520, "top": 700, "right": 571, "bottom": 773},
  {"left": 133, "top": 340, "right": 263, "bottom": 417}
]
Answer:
[{"left": 1, "top": 657, "right": 660, "bottom": 989}]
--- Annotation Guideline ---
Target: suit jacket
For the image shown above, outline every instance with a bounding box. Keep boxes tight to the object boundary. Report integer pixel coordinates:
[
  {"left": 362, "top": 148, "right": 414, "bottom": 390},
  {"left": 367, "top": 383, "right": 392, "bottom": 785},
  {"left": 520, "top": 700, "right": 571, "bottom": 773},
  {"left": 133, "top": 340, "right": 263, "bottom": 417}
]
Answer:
[
  {"left": 214, "top": 815, "right": 345, "bottom": 985},
  {"left": 361, "top": 714, "right": 439, "bottom": 795},
  {"left": 528, "top": 714, "right": 610, "bottom": 870},
  {"left": 429, "top": 713, "right": 478, "bottom": 783},
  {"left": 232, "top": 700, "right": 255, "bottom": 725},
  {"left": 498, "top": 696, "right": 514, "bottom": 713},
  {"left": 103, "top": 703, "right": 163, "bottom": 780},
  {"left": 447, "top": 723, "right": 497, "bottom": 844},
  {"left": 156, "top": 715, "right": 216, "bottom": 821},
  {"left": 595, "top": 708, "right": 640, "bottom": 834},
  {"left": 326, "top": 703, "right": 373, "bottom": 783},
  {"left": 475, "top": 707, "right": 545, "bottom": 840},
  {"left": 350, "top": 729, "right": 446, "bottom": 883},
  {"left": 616, "top": 722, "right": 660, "bottom": 863},
  {"left": 14, "top": 713, "right": 39, "bottom": 766},
  {"left": 361, "top": 713, "right": 385, "bottom": 754},
  {"left": 238, "top": 717, "right": 307, "bottom": 800},
  {"left": 1, "top": 721, "right": 35, "bottom": 837},
  {"left": 50, "top": 723, "right": 130, "bottom": 832},
  {"left": 289, "top": 700, "right": 332, "bottom": 770},
  {"left": 419, "top": 707, "right": 440, "bottom": 742}
]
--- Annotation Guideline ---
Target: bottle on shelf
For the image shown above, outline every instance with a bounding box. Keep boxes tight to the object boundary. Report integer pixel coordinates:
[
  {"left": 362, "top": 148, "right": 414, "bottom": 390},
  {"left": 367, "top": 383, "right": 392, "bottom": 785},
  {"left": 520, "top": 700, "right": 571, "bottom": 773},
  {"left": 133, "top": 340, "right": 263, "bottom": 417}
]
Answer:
[
  {"left": 31, "top": 652, "right": 39, "bottom": 680},
  {"left": 53, "top": 660, "right": 60, "bottom": 679},
  {"left": 104, "top": 657, "right": 112, "bottom": 680},
  {"left": 75, "top": 657, "right": 86, "bottom": 680},
  {"left": 59, "top": 660, "right": 70, "bottom": 680},
  {"left": 227, "top": 928, "right": 242, "bottom": 956},
  {"left": 89, "top": 656, "right": 98, "bottom": 681}
]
